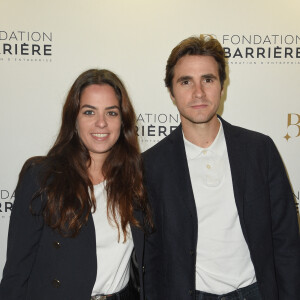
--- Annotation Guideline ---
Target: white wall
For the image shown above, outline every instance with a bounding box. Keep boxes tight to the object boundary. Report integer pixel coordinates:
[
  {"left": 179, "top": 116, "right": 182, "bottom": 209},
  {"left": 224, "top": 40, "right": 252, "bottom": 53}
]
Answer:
[{"left": 1, "top": 0, "right": 299, "bottom": 276}]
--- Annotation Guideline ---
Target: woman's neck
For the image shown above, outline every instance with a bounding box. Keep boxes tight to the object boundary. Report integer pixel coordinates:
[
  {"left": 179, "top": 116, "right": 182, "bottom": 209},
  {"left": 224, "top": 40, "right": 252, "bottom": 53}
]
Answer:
[{"left": 88, "top": 156, "right": 105, "bottom": 185}]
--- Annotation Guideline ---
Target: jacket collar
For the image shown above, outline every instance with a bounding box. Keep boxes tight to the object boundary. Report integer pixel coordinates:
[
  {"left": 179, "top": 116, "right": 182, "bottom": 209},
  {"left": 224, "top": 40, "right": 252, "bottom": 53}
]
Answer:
[
  {"left": 219, "top": 116, "right": 246, "bottom": 214},
  {"left": 167, "top": 116, "right": 246, "bottom": 224}
]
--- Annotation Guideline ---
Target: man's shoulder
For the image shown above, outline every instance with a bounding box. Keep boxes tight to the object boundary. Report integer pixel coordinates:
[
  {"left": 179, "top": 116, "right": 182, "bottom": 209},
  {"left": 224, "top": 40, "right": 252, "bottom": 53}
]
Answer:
[
  {"left": 142, "top": 125, "right": 181, "bottom": 160},
  {"left": 222, "top": 118, "right": 272, "bottom": 144}
]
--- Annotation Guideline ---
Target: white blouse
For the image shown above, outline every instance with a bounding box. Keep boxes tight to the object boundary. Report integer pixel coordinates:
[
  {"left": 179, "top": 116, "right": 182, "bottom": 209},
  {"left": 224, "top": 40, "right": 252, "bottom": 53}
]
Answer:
[{"left": 91, "top": 181, "right": 134, "bottom": 295}]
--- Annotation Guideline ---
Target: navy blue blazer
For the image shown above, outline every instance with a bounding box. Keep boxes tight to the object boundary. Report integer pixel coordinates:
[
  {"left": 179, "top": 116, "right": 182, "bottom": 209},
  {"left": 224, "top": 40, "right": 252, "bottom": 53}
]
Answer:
[
  {"left": 0, "top": 164, "right": 145, "bottom": 300},
  {"left": 142, "top": 117, "right": 300, "bottom": 300}
]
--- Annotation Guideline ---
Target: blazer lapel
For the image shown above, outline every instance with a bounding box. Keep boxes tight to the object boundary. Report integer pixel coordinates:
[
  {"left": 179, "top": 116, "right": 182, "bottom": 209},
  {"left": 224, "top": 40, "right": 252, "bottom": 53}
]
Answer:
[
  {"left": 167, "top": 125, "right": 198, "bottom": 244},
  {"left": 221, "top": 117, "right": 246, "bottom": 218},
  {"left": 130, "top": 209, "right": 144, "bottom": 264},
  {"left": 164, "top": 120, "right": 247, "bottom": 245}
]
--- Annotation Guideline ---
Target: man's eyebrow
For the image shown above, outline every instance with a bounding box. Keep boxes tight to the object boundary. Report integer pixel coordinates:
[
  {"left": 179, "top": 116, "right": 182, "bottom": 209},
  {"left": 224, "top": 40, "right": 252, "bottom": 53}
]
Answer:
[
  {"left": 202, "top": 73, "right": 218, "bottom": 79},
  {"left": 176, "top": 76, "right": 193, "bottom": 83}
]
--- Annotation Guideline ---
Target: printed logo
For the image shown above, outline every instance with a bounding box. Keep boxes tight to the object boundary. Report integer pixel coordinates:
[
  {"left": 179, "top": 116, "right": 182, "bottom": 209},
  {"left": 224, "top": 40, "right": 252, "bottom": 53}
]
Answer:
[
  {"left": 0, "top": 189, "right": 14, "bottom": 218},
  {"left": 220, "top": 34, "right": 300, "bottom": 64},
  {"left": 284, "top": 113, "right": 300, "bottom": 141},
  {"left": 0, "top": 30, "right": 53, "bottom": 63},
  {"left": 136, "top": 112, "right": 179, "bottom": 150}
]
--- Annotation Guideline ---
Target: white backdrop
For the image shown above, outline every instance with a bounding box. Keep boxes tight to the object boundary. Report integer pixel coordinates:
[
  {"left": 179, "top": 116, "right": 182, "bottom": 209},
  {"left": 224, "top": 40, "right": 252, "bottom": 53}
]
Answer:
[{"left": 1, "top": 0, "right": 299, "bottom": 277}]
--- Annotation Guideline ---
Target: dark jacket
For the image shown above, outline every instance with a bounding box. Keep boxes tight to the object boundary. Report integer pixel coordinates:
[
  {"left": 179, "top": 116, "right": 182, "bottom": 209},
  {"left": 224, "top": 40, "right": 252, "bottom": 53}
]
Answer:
[
  {"left": 0, "top": 164, "right": 145, "bottom": 300},
  {"left": 142, "top": 117, "right": 300, "bottom": 300}
]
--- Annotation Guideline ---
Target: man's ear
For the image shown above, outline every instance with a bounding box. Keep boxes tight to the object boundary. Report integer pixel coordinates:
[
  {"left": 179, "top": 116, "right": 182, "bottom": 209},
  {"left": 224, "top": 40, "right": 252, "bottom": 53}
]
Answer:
[{"left": 221, "top": 87, "right": 224, "bottom": 97}]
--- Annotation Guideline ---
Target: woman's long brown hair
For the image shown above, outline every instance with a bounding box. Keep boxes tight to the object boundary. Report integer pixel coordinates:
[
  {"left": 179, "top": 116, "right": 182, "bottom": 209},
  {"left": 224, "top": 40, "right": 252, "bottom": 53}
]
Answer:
[{"left": 22, "top": 69, "right": 151, "bottom": 239}]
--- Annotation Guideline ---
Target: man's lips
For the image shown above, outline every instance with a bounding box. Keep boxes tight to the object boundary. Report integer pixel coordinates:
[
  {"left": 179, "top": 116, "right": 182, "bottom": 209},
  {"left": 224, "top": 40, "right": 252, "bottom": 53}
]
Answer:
[{"left": 190, "top": 103, "right": 208, "bottom": 109}]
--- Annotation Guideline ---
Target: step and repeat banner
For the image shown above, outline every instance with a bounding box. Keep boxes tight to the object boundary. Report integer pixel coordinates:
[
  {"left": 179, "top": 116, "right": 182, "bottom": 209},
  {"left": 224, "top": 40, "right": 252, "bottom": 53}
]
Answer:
[{"left": 0, "top": 0, "right": 299, "bottom": 276}]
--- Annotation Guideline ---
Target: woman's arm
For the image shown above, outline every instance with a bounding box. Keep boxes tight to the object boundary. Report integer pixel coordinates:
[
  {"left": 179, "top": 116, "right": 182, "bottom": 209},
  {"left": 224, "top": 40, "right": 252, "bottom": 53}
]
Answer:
[{"left": 0, "top": 164, "right": 44, "bottom": 299}]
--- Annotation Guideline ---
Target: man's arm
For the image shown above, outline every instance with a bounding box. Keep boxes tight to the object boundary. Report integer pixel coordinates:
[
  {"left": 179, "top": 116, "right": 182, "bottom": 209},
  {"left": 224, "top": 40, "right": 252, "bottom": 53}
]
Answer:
[{"left": 267, "top": 137, "right": 300, "bottom": 298}]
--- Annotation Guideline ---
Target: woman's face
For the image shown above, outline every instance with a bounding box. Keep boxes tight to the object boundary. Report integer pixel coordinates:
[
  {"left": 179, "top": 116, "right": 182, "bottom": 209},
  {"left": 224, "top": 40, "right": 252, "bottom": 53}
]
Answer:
[{"left": 76, "top": 84, "right": 122, "bottom": 161}]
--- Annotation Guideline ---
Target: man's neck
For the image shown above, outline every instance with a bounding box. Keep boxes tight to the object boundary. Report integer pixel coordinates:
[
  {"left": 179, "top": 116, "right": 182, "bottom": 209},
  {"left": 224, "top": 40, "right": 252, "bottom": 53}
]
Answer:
[{"left": 182, "top": 115, "right": 220, "bottom": 148}]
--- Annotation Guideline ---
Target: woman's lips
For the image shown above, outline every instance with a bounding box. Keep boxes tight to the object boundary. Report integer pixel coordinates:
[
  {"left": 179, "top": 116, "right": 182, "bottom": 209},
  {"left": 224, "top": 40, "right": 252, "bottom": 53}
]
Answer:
[{"left": 91, "top": 133, "right": 109, "bottom": 140}]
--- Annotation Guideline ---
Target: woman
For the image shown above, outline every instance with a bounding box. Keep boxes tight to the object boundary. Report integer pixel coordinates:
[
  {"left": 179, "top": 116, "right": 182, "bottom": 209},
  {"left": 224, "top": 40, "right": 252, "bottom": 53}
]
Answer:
[{"left": 0, "top": 69, "right": 151, "bottom": 300}]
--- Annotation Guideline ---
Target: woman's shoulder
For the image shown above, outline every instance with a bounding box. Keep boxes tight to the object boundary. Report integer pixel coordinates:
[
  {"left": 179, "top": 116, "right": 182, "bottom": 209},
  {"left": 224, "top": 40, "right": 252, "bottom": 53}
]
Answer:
[
  {"left": 12, "top": 157, "right": 48, "bottom": 214},
  {"left": 16, "top": 156, "right": 53, "bottom": 193},
  {"left": 18, "top": 156, "right": 47, "bottom": 181}
]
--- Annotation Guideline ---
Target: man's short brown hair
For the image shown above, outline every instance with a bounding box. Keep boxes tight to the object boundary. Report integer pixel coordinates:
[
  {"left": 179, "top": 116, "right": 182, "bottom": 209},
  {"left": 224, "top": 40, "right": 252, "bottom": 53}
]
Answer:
[{"left": 165, "top": 34, "right": 226, "bottom": 95}]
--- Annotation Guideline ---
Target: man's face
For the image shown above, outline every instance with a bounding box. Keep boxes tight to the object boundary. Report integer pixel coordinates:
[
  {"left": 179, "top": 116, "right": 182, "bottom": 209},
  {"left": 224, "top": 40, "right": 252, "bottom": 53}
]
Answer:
[{"left": 170, "top": 55, "right": 223, "bottom": 127}]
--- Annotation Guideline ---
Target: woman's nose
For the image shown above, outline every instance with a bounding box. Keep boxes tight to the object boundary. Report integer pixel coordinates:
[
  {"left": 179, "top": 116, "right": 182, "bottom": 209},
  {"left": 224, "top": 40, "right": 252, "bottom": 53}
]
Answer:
[{"left": 95, "top": 114, "right": 107, "bottom": 128}]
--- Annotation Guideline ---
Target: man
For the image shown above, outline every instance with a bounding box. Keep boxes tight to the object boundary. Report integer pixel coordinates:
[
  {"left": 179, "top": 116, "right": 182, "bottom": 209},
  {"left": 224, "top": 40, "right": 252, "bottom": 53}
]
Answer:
[{"left": 142, "top": 35, "right": 300, "bottom": 300}]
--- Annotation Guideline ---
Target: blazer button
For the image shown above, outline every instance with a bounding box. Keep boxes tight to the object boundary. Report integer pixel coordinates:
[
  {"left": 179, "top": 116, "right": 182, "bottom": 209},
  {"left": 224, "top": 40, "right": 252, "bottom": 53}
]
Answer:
[
  {"left": 189, "top": 250, "right": 194, "bottom": 256},
  {"left": 188, "top": 289, "right": 193, "bottom": 295},
  {"left": 52, "top": 279, "right": 61, "bottom": 288},
  {"left": 53, "top": 241, "right": 61, "bottom": 249},
  {"left": 142, "top": 265, "right": 145, "bottom": 273}
]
